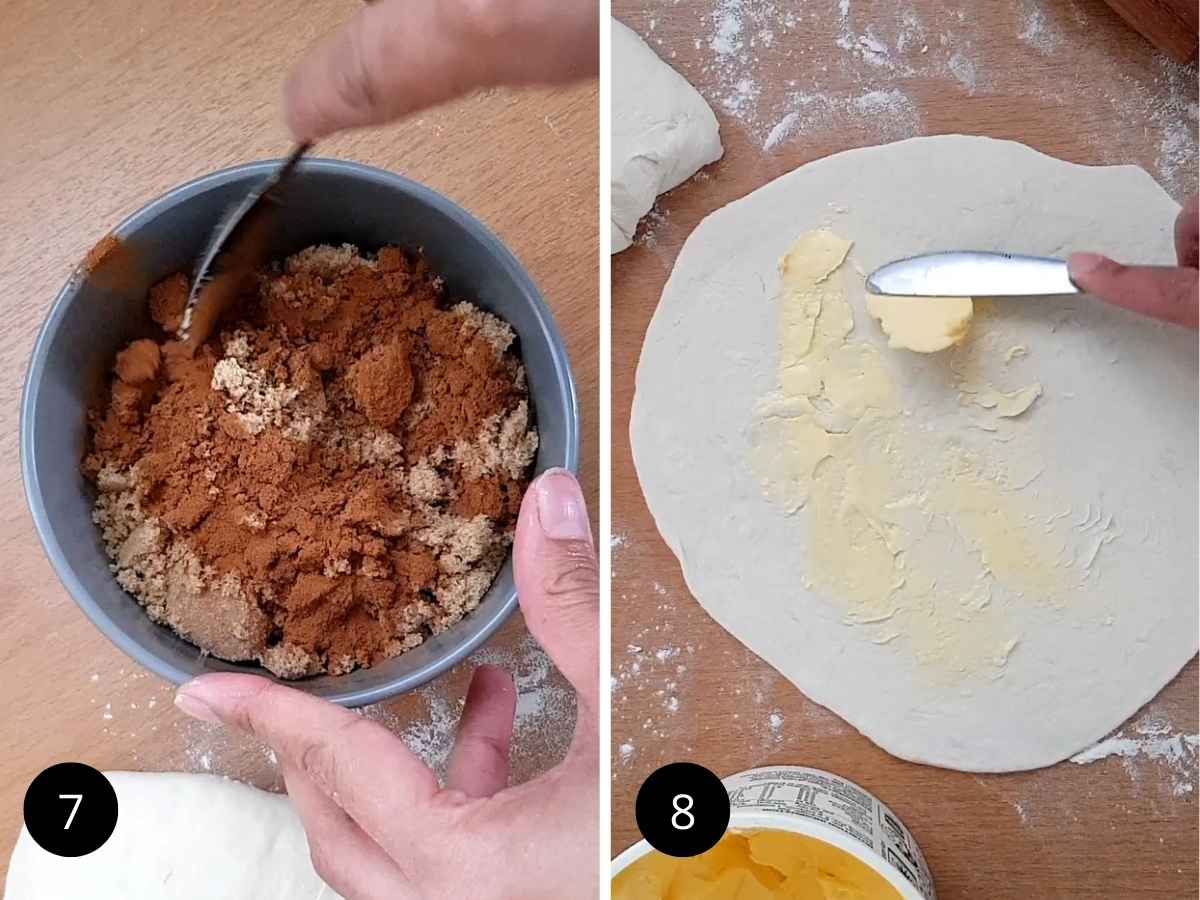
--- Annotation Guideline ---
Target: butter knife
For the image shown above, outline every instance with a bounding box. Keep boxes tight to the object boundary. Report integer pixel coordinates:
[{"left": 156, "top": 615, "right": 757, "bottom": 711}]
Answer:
[
  {"left": 179, "top": 142, "right": 311, "bottom": 350},
  {"left": 865, "top": 251, "right": 1080, "bottom": 297}
]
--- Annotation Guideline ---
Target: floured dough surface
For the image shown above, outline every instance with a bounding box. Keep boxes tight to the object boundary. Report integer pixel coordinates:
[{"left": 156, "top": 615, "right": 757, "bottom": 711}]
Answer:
[
  {"left": 611, "top": 18, "right": 723, "bottom": 253},
  {"left": 631, "top": 135, "right": 1198, "bottom": 771},
  {"left": 5, "top": 772, "right": 341, "bottom": 899},
  {"left": 866, "top": 293, "right": 974, "bottom": 352}
]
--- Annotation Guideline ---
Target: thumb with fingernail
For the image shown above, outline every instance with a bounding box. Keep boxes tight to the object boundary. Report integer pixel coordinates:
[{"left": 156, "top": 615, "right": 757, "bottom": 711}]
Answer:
[{"left": 512, "top": 467, "right": 599, "bottom": 727}]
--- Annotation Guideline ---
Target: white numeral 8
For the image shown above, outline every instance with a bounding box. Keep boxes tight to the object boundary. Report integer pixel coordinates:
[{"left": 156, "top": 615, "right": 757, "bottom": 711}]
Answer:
[{"left": 671, "top": 793, "right": 694, "bottom": 831}]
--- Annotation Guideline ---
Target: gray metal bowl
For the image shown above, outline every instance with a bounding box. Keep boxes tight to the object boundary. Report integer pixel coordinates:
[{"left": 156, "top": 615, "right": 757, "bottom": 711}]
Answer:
[{"left": 21, "top": 158, "right": 579, "bottom": 706}]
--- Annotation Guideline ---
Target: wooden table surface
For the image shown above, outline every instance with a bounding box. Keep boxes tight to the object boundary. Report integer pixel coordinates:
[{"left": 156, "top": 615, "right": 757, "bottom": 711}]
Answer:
[
  {"left": 0, "top": 0, "right": 597, "bottom": 880},
  {"left": 611, "top": 1, "right": 1198, "bottom": 897}
]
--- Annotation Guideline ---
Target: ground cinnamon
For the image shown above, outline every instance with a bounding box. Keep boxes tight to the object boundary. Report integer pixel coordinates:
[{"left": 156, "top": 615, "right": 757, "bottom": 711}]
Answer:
[{"left": 85, "top": 244, "right": 538, "bottom": 678}]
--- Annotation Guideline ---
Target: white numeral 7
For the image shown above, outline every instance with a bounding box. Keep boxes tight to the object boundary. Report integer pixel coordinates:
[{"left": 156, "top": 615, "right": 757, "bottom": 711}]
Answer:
[{"left": 59, "top": 794, "right": 83, "bottom": 830}]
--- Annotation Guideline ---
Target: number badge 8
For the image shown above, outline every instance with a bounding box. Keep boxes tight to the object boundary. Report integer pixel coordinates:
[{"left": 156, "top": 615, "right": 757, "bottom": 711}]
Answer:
[{"left": 635, "top": 762, "right": 729, "bottom": 857}]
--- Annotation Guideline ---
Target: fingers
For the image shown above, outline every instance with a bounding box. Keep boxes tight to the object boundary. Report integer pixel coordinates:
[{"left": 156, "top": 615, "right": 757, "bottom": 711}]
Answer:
[
  {"left": 284, "top": 0, "right": 599, "bottom": 140},
  {"left": 1068, "top": 253, "right": 1199, "bottom": 329},
  {"left": 281, "top": 762, "right": 415, "bottom": 900},
  {"left": 513, "top": 468, "right": 599, "bottom": 722},
  {"left": 175, "top": 674, "right": 440, "bottom": 856},
  {"left": 1176, "top": 195, "right": 1199, "bottom": 269},
  {"left": 445, "top": 665, "right": 516, "bottom": 797}
]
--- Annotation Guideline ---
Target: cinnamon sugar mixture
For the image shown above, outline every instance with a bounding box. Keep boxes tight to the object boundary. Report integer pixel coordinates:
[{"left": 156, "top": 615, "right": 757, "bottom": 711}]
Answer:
[{"left": 85, "top": 244, "right": 538, "bottom": 678}]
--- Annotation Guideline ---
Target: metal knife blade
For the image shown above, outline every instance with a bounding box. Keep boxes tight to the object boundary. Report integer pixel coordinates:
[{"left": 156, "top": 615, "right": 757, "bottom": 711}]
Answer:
[{"left": 865, "top": 251, "right": 1080, "bottom": 298}]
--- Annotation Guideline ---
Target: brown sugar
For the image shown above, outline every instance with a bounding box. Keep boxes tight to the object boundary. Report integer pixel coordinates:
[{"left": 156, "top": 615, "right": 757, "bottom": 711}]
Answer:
[{"left": 85, "top": 244, "right": 538, "bottom": 678}]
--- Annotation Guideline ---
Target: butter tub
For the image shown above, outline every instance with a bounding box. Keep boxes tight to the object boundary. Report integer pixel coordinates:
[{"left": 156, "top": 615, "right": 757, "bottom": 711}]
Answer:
[{"left": 613, "top": 766, "right": 935, "bottom": 899}]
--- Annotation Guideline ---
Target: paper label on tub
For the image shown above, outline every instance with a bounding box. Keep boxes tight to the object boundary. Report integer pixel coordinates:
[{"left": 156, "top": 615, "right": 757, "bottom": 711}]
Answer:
[{"left": 723, "top": 766, "right": 936, "bottom": 899}]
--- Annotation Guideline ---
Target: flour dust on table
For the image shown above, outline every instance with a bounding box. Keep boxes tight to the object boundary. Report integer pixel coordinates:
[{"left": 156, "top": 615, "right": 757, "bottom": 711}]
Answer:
[{"left": 631, "top": 135, "right": 1197, "bottom": 772}]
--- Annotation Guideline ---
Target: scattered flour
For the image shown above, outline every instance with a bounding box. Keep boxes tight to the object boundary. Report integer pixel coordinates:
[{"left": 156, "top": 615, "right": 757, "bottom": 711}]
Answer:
[
  {"left": 703, "top": 0, "right": 801, "bottom": 133},
  {"left": 1012, "top": 800, "right": 1029, "bottom": 825},
  {"left": 1017, "top": 3, "right": 1196, "bottom": 198},
  {"left": 613, "top": 597, "right": 700, "bottom": 754},
  {"left": 611, "top": 530, "right": 632, "bottom": 579},
  {"left": 1104, "top": 55, "right": 1200, "bottom": 198},
  {"left": 947, "top": 51, "right": 977, "bottom": 93},
  {"left": 767, "top": 710, "right": 785, "bottom": 743},
  {"left": 687, "top": 0, "right": 1196, "bottom": 203},
  {"left": 724, "top": 76, "right": 761, "bottom": 118},
  {"left": 851, "top": 88, "right": 921, "bottom": 135},
  {"left": 763, "top": 111, "right": 802, "bottom": 151},
  {"left": 764, "top": 87, "right": 922, "bottom": 150},
  {"left": 472, "top": 633, "right": 576, "bottom": 775},
  {"left": 362, "top": 694, "right": 459, "bottom": 777},
  {"left": 178, "top": 716, "right": 281, "bottom": 789},
  {"left": 367, "top": 632, "right": 576, "bottom": 785},
  {"left": 635, "top": 204, "right": 672, "bottom": 249},
  {"left": 1071, "top": 715, "right": 1199, "bottom": 797},
  {"left": 709, "top": 0, "right": 745, "bottom": 57},
  {"left": 704, "top": 0, "right": 946, "bottom": 149},
  {"left": 895, "top": 8, "right": 926, "bottom": 53},
  {"left": 836, "top": 17, "right": 906, "bottom": 75},
  {"left": 1018, "top": 2, "right": 1063, "bottom": 54},
  {"left": 613, "top": 604, "right": 856, "bottom": 772}
]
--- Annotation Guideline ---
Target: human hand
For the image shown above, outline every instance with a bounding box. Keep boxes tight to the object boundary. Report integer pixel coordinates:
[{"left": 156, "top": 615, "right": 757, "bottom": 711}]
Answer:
[
  {"left": 173, "top": 468, "right": 598, "bottom": 900},
  {"left": 283, "top": 0, "right": 599, "bottom": 140},
  {"left": 1068, "top": 194, "right": 1199, "bottom": 328}
]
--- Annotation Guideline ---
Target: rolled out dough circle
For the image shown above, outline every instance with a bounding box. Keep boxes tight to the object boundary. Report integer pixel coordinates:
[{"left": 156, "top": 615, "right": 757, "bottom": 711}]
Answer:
[
  {"left": 5, "top": 772, "right": 340, "bottom": 899},
  {"left": 630, "top": 135, "right": 1198, "bottom": 772}
]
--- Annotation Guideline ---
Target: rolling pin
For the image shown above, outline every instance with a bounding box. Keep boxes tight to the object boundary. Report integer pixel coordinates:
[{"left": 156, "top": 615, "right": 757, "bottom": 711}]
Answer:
[{"left": 1100, "top": 0, "right": 1198, "bottom": 62}]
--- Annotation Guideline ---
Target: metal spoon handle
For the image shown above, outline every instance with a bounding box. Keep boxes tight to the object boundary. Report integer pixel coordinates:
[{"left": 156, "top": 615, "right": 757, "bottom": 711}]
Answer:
[{"left": 179, "top": 142, "right": 312, "bottom": 346}]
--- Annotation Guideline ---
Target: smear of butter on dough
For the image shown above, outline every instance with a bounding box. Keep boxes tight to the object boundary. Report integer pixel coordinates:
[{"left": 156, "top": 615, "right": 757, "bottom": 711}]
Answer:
[
  {"left": 968, "top": 383, "right": 1042, "bottom": 417},
  {"left": 750, "top": 229, "right": 1087, "bottom": 682},
  {"left": 1004, "top": 344, "right": 1028, "bottom": 362},
  {"left": 866, "top": 292, "right": 974, "bottom": 353}
]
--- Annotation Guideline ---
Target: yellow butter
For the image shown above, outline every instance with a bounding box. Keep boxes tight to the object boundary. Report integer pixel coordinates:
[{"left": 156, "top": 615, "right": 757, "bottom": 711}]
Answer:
[
  {"left": 748, "top": 229, "right": 1076, "bottom": 683},
  {"left": 613, "top": 830, "right": 903, "bottom": 899},
  {"left": 866, "top": 293, "right": 974, "bottom": 353}
]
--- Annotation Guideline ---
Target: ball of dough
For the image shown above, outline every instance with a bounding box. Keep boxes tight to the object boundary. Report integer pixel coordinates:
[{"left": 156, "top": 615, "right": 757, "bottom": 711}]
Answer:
[
  {"left": 611, "top": 18, "right": 722, "bottom": 253},
  {"left": 5, "top": 772, "right": 342, "bottom": 899}
]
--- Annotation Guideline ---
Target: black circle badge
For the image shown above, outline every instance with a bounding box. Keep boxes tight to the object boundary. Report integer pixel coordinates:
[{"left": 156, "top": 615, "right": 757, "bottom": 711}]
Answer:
[
  {"left": 635, "top": 761, "right": 730, "bottom": 857},
  {"left": 23, "top": 763, "right": 118, "bottom": 857}
]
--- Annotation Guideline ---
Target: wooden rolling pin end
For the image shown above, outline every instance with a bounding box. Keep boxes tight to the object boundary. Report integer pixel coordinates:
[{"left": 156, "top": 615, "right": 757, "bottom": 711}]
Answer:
[{"left": 1100, "top": 0, "right": 1198, "bottom": 63}]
